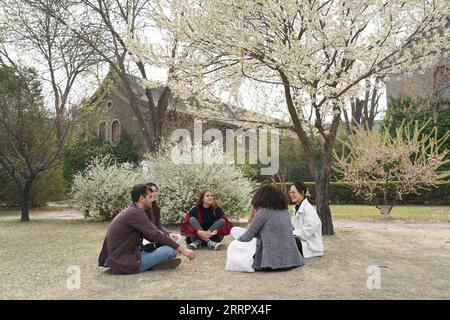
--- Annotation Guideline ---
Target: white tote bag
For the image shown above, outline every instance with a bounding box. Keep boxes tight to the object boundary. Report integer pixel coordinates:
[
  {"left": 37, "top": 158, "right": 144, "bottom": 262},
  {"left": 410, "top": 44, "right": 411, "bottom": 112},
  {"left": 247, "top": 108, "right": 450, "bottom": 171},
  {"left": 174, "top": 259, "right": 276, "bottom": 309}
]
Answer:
[{"left": 225, "top": 238, "right": 257, "bottom": 273}]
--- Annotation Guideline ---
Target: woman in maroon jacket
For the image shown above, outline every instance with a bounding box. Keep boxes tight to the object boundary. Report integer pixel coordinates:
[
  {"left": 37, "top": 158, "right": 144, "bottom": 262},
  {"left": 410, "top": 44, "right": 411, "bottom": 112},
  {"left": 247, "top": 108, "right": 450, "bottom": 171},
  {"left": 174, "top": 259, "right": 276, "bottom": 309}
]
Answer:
[{"left": 180, "top": 189, "right": 233, "bottom": 250}]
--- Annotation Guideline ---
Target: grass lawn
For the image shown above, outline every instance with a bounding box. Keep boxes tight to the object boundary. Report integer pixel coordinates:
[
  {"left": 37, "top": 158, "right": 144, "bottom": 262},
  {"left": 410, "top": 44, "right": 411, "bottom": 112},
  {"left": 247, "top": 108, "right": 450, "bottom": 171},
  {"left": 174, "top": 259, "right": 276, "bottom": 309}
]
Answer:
[
  {"left": 2, "top": 204, "right": 449, "bottom": 222},
  {"left": 1, "top": 210, "right": 450, "bottom": 299}
]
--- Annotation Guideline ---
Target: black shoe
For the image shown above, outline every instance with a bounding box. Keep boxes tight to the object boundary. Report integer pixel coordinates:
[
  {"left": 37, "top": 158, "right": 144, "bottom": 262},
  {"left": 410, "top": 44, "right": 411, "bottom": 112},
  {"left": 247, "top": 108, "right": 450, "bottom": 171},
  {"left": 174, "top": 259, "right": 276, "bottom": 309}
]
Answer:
[{"left": 151, "top": 258, "right": 181, "bottom": 270}]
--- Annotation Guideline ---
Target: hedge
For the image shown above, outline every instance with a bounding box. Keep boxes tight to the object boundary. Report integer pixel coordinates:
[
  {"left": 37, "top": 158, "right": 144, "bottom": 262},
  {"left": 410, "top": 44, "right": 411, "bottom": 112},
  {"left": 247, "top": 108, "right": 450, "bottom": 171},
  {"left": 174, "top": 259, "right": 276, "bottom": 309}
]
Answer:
[
  {"left": 271, "top": 181, "right": 450, "bottom": 205},
  {"left": 63, "top": 133, "right": 141, "bottom": 185}
]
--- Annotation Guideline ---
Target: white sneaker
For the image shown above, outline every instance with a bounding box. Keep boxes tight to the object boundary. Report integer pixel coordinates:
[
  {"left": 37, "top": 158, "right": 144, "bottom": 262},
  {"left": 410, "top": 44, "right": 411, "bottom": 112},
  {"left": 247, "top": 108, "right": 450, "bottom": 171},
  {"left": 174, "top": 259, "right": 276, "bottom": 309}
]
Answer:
[
  {"left": 207, "top": 240, "right": 221, "bottom": 251},
  {"left": 188, "top": 240, "right": 201, "bottom": 250}
]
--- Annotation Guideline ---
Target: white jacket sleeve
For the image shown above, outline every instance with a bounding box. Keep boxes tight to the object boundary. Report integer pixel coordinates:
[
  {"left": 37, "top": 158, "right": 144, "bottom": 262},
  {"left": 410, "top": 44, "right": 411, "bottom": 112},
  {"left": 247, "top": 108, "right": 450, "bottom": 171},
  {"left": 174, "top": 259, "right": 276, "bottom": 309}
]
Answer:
[{"left": 293, "top": 210, "right": 318, "bottom": 241}]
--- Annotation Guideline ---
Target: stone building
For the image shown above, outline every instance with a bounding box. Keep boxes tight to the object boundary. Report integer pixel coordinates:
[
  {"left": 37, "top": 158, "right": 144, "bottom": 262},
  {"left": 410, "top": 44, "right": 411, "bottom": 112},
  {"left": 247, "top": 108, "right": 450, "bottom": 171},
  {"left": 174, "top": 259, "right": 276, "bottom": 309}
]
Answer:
[
  {"left": 385, "top": 57, "right": 449, "bottom": 101},
  {"left": 79, "top": 73, "right": 285, "bottom": 151}
]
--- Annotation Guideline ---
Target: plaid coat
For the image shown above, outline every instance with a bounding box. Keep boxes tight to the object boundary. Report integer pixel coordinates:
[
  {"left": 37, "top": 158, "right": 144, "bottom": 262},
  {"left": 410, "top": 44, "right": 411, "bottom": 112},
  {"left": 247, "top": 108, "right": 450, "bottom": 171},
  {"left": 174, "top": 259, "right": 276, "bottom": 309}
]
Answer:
[{"left": 239, "top": 207, "right": 304, "bottom": 270}]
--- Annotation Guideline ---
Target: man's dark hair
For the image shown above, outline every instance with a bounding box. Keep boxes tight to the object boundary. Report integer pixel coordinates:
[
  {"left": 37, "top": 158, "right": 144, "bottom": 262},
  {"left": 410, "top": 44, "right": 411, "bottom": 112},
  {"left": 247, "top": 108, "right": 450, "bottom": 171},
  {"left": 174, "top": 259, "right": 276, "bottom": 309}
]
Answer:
[
  {"left": 251, "top": 184, "right": 288, "bottom": 210},
  {"left": 131, "top": 184, "right": 151, "bottom": 203}
]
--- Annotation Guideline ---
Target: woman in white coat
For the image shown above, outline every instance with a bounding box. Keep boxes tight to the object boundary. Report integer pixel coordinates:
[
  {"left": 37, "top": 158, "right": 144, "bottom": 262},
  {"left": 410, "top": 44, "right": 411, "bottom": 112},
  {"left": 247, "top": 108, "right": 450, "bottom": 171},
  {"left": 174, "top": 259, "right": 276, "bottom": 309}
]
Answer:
[{"left": 289, "top": 182, "right": 324, "bottom": 258}]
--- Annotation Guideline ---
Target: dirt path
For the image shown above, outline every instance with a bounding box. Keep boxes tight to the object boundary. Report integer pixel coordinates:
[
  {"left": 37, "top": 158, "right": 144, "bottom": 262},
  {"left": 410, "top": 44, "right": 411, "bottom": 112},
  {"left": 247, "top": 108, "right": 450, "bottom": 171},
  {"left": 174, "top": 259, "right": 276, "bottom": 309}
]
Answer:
[
  {"left": 2, "top": 208, "right": 449, "bottom": 231},
  {"left": 333, "top": 219, "right": 450, "bottom": 231},
  {"left": 0, "top": 208, "right": 85, "bottom": 221}
]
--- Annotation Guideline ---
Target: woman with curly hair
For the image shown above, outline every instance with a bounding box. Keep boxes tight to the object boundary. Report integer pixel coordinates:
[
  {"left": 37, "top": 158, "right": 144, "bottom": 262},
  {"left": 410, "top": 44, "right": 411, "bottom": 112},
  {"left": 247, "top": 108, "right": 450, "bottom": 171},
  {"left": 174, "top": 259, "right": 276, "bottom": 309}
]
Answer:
[{"left": 234, "top": 184, "right": 304, "bottom": 271}]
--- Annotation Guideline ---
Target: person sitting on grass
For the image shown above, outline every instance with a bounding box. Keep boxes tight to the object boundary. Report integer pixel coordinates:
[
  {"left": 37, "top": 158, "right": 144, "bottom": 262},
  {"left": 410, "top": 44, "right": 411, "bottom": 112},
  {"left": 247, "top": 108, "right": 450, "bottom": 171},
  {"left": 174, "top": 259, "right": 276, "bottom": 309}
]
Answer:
[
  {"left": 180, "top": 189, "right": 233, "bottom": 250},
  {"left": 233, "top": 184, "right": 304, "bottom": 271},
  {"left": 289, "top": 182, "right": 324, "bottom": 258},
  {"left": 98, "top": 184, "right": 195, "bottom": 274},
  {"left": 142, "top": 182, "right": 182, "bottom": 248}
]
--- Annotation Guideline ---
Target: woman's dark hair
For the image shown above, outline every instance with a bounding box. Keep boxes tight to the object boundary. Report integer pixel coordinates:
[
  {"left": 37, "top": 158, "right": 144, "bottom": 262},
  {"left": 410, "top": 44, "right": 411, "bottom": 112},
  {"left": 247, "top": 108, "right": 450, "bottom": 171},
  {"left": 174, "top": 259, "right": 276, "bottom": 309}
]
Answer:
[
  {"left": 196, "top": 188, "right": 213, "bottom": 207},
  {"left": 145, "top": 182, "right": 158, "bottom": 191},
  {"left": 145, "top": 182, "right": 159, "bottom": 208},
  {"left": 291, "top": 182, "right": 309, "bottom": 197},
  {"left": 251, "top": 184, "right": 288, "bottom": 210},
  {"left": 131, "top": 184, "right": 151, "bottom": 203},
  {"left": 144, "top": 182, "right": 160, "bottom": 219}
]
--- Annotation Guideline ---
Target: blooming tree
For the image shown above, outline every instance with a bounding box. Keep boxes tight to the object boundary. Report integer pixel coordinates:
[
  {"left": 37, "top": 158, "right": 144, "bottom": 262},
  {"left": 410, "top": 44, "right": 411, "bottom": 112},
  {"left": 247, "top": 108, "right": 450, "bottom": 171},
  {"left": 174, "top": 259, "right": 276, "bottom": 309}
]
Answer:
[
  {"left": 133, "top": 0, "right": 449, "bottom": 234},
  {"left": 334, "top": 121, "right": 449, "bottom": 215}
]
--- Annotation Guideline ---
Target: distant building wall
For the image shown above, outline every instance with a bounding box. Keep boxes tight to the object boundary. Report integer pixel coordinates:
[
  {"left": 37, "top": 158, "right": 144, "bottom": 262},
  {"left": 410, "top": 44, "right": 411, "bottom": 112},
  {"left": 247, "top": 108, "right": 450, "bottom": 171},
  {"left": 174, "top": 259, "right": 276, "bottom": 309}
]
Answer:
[
  {"left": 385, "top": 58, "right": 449, "bottom": 102},
  {"left": 83, "top": 87, "right": 246, "bottom": 152}
]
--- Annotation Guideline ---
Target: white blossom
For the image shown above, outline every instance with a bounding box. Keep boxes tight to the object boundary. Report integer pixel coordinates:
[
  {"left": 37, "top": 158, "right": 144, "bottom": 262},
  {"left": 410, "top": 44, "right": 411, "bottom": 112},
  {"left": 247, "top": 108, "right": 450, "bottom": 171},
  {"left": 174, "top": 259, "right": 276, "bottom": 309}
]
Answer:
[
  {"left": 141, "top": 141, "right": 254, "bottom": 223},
  {"left": 131, "top": 0, "right": 449, "bottom": 123},
  {"left": 71, "top": 145, "right": 255, "bottom": 222},
  {"left": 71, "top": 156, "right": 141, "bottom": 220}
]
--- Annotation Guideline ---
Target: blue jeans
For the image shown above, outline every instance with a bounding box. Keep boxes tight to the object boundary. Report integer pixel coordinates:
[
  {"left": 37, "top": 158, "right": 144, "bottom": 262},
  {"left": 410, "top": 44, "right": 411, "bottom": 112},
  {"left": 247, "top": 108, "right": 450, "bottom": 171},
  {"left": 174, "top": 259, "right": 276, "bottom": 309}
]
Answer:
[{"left": 139, "top": 245, "right": 177, "bottom": 272}]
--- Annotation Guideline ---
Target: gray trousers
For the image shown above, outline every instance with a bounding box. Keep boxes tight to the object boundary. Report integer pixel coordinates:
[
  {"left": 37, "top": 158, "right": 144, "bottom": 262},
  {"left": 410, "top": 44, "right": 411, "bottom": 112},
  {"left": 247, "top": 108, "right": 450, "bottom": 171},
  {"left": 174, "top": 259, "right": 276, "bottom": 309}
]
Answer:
[{"left": 188, "top": 217, "right": 225, "bottom": 243}]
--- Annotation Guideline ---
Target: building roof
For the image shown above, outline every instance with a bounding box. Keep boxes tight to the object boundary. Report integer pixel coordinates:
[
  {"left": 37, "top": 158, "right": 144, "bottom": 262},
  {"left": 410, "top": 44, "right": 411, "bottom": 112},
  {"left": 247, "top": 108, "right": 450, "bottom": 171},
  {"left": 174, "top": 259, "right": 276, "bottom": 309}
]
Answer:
[{"left": 95, "top": 72, "right": 289, "bottom": 129}]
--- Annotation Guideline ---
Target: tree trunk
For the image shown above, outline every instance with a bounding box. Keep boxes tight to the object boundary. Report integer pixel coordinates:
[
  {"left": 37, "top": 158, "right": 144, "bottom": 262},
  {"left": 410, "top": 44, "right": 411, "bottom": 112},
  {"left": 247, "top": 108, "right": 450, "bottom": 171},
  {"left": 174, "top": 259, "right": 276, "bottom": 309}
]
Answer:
[
  {"left": 376, "top": 205, "right": 393, "bottom": 216},
  {"left": 279, "top": 72, "right": 335, "bottom": 235},
  {"left": 20, "top": 182, "right": 32, "bottom": 222},
  {"left": 314, "top": 169, "right": 334, "bottom": 235},
  {"left": 153, "top": 89, "right": 171, "bottom": 149},
  {"left": 342, "top": 108, "right": 352, "bottom": 137},
  {"left": 56, "top": 108, "right": 66, "bottom": 146},
  {"left": 119, "top": 73, "right": 155, "bottom": 152}
]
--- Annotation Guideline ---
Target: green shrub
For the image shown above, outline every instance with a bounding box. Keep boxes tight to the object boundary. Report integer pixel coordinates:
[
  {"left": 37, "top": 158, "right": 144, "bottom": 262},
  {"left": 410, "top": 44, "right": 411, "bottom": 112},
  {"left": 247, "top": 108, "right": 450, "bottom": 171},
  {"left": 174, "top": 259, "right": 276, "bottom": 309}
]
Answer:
[
  {"left": 110, "top": 134, "right": 142, "bottom": 164},
  {"left": 63, "top": 133, "right": 141, "bottom": 185},
  {"left": 271, "top": 181, "right": 450, "bottom": 205}
]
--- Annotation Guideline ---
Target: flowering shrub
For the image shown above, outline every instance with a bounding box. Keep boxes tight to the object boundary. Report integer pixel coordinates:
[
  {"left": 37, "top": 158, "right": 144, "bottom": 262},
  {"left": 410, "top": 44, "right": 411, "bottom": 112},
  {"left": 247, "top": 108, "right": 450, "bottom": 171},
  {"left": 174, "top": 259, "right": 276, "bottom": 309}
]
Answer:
[
  {"left": 142, "top": 142, "right": 255, "bottom": 223},
  {"left": 71, "top": 143, "right": 255, "bottom": 222},
  {"left": 334, "top": 121, "right": 449, "bottom": 211},
  {"left": 71, "top": 156, "right": 141, "bottom": 220}
]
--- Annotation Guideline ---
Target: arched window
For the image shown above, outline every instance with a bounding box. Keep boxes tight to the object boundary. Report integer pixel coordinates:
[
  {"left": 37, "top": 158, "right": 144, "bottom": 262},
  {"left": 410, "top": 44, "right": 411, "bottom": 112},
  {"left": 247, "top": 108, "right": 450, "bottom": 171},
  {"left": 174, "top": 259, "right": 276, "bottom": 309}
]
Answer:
[
  {"left": 111, "top": 120, "right": 121, "bottom": 145},
  {"left": 98, "top": 121, "right": 107, "bottom": 140},
  {"left": 106, "top": 100, "right": 114, "bottom": 110}
]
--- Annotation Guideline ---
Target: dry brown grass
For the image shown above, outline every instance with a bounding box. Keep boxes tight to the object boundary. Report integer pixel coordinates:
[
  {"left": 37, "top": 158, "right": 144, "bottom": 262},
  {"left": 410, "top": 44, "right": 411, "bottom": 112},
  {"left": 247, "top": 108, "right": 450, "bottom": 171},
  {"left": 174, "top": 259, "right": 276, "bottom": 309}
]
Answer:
[{"left": 1, "top": 217, "right": 449, "bottom": 299}]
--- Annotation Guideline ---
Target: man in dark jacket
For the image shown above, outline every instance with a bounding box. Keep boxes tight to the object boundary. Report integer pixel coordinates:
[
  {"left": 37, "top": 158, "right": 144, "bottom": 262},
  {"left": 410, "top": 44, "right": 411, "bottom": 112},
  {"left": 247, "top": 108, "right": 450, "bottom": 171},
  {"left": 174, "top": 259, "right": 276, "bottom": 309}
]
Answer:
[{"left": 98, "top": 184, "right": 195, "bottom": 274}]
